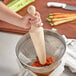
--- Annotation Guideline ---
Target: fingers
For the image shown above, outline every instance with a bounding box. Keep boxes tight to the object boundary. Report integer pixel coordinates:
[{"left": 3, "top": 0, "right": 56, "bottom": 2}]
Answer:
[
  {"left": 25, "top": 27, "right": 31, "bottom": 31},
  {"left": 30, "top": 17, "right": 39, "bottom": 24},
  {"left": 24, "top": 25, "right": 31, "bottom": 31},
  {"left": 23, "top": 21, "right": 31, "bottom": 30},
  {"left": 35, "top": 12, "right": 40, "bottom": 17},
  {"left": 24, "top": 11, "right": 43, "bottom": 30},
  {"left": 29, "top": 12, "right": 43, "bottom": 27}
]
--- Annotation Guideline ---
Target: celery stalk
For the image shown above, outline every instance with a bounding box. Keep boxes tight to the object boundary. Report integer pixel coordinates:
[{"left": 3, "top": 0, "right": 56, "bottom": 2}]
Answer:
[
  {"left": 7, "top": 0, "right": 18, "bottom": 7},
  {"left": 7, "top": 0, "right": 35, "bottom": 12}
]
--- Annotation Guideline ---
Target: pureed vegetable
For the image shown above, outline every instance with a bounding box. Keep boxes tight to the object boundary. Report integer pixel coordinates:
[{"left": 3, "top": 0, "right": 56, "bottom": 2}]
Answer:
[
  {"left": 31, "top": 56, "right": 53, "bottom": 67},
  {"left": 31, "top": 56, "right": 54, "bottom": 76}
]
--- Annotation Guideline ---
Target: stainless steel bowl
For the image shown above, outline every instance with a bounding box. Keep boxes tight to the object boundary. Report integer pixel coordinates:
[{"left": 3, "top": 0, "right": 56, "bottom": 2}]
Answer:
[{"left": 16, "top": 29, "right": 66, "bottom": 74}]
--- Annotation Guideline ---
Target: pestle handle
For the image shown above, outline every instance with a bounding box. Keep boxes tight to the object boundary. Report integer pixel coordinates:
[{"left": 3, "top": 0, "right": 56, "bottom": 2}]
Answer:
[
  {"left": 27, "top": 5, "right": 46, "bottom": 64},
  {"left": 27, "top": 5, "right": 38, "bottom": 31},
  {"left": 27, "top": 5, "right": 36, "bottom": 16}
]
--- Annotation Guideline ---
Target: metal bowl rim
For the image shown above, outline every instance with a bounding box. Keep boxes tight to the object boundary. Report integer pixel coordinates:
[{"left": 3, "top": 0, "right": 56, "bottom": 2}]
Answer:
[{"left": 16, "top": 29, "right": 66, "bottom": 70}]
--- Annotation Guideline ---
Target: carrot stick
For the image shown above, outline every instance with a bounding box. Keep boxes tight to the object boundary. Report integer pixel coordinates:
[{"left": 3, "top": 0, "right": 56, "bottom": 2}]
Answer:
[
  {"left": 53, "top": 14, "right": 76, "bottom": 18},
  {"left": 52, "top": 13, "right": 76, "bottom": 16},
  {"left": 52, "top": 16, "right": 76, "bottom": 21},
  {"left": 49, "top": 13, "right": 67, "bottom": 17},
  {"left": 49, "top": 13, "right": 66, "bottom": 16},
  {"left": 49, "top": 15, "right": 54, "bottom": 19},
  {"left": 53, "top": 16, "right": 76, "bottom": 26},
  {"left": 49, "top": 13, "right": 76, "bottom": 18},
  {"left": 53, "top": 13, "right": 64, "bottom": 14}
]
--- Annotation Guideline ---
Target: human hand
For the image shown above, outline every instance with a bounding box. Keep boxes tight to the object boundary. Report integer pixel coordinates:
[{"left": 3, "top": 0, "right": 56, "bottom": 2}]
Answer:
[
  {"left": 19, "top": 5, "right": 43, "bottom": 31},
  {"left": 27, "top": 5, "right": 43, "bottom": 28},
  {"left": 30, "top": 11, "right": 43, "bottom": 27},
  {"left": 20, "top": 15, "right": 31, "bottom": 31},
  {"left": 20, "top": 12, "right": 43, "bottom": 31}
]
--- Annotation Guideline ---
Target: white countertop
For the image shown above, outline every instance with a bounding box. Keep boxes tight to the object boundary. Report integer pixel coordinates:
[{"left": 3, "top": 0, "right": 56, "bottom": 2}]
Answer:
[
  {"left": 0, "top": 32, "right": 76, "bottom": 76},
  {"left": 0, "top": 32, "right": 22, "bottom": 75}
]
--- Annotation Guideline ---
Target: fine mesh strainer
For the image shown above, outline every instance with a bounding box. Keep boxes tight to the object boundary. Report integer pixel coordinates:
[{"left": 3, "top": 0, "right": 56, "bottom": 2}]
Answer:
[{"left": 16, "top": 29, "right": 66, "bottom": 74}]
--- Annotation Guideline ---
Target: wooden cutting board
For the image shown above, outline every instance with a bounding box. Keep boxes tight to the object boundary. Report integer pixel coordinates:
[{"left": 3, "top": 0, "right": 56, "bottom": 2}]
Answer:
[{"left": 0, "top": 0, "right": 76, "bottom": 38}]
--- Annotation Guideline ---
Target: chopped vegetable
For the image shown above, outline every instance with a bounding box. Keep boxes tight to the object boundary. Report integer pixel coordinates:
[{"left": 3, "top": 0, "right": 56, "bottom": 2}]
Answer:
[
  {"left": 52, "top": 16, "right": 76, "bottom": 21},
  {"left": 54, "top": 17, "right": 76, "bottom": 25},
  {"left": 6, "top": 0, "right": 35, "bottom": 12},
  {"left": 47, "top": 13, "right": 76, "bottom": 26}
]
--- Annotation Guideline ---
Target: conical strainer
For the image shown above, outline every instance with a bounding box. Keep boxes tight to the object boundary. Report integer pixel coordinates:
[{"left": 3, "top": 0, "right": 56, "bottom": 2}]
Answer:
[{"left": 16, "top": 29, "right": 66, "bottom": 74}]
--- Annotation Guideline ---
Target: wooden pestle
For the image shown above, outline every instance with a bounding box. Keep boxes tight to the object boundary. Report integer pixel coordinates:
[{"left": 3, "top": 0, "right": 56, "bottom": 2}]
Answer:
[{"left": 27, "top": 5, "right": 46, "bottom": 65}]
